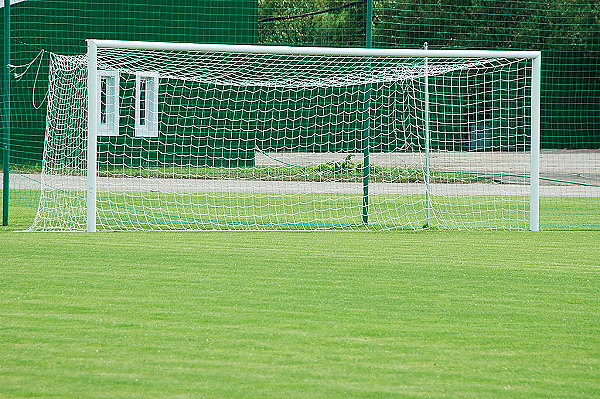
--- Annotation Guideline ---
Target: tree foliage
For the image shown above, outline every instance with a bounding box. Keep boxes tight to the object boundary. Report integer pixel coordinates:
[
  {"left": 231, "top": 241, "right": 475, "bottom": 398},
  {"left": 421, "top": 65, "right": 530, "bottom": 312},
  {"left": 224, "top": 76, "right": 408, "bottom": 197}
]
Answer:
[
  {"left": 259, "top": 0, "right": 600, "bottom": 52},
  {"left": 258, "top": 0, "right": 367, "bottom": 46}
]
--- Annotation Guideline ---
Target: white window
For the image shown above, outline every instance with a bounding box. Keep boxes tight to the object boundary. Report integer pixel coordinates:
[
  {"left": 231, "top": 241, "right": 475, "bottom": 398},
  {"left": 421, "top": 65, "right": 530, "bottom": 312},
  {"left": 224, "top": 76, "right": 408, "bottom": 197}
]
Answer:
[
  {"left": 97, "top": 70, "right": 120, "bottom": 136},
  {"left": 135, "top": 73, "right": 159, "bottom": 137}
]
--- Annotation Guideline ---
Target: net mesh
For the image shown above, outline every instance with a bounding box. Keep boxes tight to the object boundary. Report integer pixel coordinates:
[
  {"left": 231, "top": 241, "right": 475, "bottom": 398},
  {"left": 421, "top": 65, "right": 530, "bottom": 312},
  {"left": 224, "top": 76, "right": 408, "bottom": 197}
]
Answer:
[{"left": 30, "top": 46, "right": 537, "bottom": 231}]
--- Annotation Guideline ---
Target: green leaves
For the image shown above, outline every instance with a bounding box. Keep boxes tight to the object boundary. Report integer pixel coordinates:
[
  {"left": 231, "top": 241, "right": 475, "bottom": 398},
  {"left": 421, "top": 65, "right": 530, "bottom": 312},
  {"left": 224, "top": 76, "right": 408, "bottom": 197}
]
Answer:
[{"left": 259, "top": 0, "right": 600, "bottom": 51}]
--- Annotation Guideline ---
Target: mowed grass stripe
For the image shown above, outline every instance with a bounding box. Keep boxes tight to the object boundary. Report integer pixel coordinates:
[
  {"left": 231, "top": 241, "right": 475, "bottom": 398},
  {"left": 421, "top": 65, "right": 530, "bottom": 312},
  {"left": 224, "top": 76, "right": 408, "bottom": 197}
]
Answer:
[{"left": 1, "top": 219, "right": 599, "bottom": 398}]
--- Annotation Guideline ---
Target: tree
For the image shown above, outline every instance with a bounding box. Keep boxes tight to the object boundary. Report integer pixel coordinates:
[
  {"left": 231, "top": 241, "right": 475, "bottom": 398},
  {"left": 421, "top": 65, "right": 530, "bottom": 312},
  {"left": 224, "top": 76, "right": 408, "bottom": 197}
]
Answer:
[{"left": 258, "top": 0, "right": 367, "bottom": 47}]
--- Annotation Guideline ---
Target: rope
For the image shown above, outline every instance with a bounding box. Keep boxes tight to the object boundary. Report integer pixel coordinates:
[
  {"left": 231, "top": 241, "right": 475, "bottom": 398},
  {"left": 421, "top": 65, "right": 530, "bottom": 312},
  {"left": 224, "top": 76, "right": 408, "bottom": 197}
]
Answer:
[{"left": 8, "top": 49, "right": 49, "bottom": 109}]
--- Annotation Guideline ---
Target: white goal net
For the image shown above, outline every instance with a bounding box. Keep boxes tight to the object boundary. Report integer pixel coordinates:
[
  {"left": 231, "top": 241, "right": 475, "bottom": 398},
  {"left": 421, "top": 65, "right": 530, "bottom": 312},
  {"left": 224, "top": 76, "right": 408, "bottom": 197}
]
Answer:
[{"left": 30, "top": 41, "right": 540, "bottom": 231}]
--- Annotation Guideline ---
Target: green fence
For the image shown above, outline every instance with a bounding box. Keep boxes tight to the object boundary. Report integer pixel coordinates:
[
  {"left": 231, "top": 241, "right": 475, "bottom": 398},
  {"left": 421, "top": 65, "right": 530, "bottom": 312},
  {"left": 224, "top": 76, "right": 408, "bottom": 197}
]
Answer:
[
  {"left": 2, "top": 0, "right": 599, "bottom": 228},
  {"left": 259, "top": 0, "right": 600, "bottom": 151},
  {"left": 1, "top": 0, "right": 256, "bottom": 170}
]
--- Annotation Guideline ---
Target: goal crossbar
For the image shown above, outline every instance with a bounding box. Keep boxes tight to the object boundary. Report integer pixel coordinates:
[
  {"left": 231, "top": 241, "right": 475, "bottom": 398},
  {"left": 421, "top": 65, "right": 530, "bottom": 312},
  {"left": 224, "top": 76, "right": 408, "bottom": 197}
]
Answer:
[{"left": 88, "top": 39, "right": 541, "bottom": 60}]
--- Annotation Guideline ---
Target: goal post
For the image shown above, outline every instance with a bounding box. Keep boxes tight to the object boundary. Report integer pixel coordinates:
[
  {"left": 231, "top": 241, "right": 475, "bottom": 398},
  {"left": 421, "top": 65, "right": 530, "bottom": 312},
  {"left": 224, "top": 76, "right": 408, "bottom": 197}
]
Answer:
[
  {"left": 33, "top": 40, "right": 541, "bottom": 231},
  {"left": 530, "top": 54, "right": 542, "bottom": 232},
  {"left": 87, "top": 39, "right": 98, "bottom": 233}
]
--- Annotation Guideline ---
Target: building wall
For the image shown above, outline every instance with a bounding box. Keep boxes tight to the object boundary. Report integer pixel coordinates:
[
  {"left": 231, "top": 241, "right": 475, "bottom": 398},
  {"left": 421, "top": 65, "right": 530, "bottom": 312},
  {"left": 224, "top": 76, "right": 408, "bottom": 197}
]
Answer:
[{"left": 2, "top": 0, "right": 257, "bottom": 167}]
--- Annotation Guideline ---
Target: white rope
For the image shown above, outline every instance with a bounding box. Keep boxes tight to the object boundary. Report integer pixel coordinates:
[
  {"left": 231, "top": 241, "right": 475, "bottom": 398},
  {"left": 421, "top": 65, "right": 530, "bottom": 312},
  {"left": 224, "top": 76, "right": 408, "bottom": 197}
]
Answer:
[{"left": 8, "top": 49, "right": 49, "bottom": 109}]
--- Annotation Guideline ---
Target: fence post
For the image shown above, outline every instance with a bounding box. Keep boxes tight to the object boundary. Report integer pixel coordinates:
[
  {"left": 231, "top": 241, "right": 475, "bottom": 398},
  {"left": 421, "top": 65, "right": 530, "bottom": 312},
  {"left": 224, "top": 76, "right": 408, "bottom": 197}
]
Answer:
[
  {"left": 362, "top": 0, "right": 373, "bottom": 224},
  {"left": 2, "top": 0, "right": 11, "bottom": 226}
]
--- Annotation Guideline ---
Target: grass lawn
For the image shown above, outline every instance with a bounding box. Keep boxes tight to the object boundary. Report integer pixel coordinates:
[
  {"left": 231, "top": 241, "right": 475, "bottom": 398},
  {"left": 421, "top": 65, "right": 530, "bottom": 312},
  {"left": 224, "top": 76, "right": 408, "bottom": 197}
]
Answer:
[{"left": 1, "top": 206, "right": 599, "bottom": 398}]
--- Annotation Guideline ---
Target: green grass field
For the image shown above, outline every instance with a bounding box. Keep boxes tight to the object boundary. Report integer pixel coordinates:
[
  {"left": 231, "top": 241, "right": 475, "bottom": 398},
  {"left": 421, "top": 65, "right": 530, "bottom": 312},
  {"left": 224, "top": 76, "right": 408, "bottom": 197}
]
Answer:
[{"left": 1, "top": 206, "right": 599, "bottom": 398}]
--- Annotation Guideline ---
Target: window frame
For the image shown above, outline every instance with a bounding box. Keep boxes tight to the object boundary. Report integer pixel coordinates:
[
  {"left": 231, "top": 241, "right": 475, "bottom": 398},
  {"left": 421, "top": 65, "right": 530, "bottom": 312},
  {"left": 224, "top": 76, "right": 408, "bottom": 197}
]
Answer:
[
  {"left": 97, "top": 70, "right": 120, "bottom": 137},
  {"left": 134, "top": 72, "right": 159, "bottom": 138}
]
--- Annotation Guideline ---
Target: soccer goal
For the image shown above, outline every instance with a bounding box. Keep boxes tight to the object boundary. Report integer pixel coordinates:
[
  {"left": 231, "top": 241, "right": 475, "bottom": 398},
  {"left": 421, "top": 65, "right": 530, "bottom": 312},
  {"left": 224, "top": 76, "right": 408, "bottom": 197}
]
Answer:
[{"left": 30, "top": 40, "right": 541, "bottom": 231}]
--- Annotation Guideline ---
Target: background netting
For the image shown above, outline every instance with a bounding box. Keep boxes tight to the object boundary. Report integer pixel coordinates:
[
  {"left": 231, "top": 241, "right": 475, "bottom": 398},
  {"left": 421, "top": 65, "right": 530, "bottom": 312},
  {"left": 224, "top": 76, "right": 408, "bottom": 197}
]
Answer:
[{"left": 3, "top": 0, "right": 598, "bottom": 229}]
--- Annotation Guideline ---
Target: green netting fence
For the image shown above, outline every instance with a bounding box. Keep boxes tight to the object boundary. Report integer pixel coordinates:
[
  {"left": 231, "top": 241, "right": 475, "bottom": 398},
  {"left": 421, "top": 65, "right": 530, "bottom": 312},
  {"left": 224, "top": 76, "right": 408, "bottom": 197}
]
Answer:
[{"left": 2, "top": 0, "right": 598, "bottom": 229}]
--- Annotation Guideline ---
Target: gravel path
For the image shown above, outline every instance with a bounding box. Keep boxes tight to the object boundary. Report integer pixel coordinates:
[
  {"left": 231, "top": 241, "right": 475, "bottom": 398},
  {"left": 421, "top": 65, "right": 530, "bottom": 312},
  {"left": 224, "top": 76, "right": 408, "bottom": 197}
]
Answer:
[
  {"left": 6, "top": 173, "right": 598, "bottom": 197},
  {"left": 4, "top": 150, "right": 598, "bottom": 198}
]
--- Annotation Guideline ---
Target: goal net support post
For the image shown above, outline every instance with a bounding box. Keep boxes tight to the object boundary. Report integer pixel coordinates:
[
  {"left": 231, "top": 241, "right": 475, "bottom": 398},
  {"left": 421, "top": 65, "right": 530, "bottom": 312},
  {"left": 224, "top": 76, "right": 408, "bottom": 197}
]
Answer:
[
  {"left": 530, "top": 54, "right": 541, "bottom": 232},
  {"left": 87, "top": 40, "right": 98, "bottom": 233},
  {"left": 36, "top": 40, "right": 541, "bottom": 231}
]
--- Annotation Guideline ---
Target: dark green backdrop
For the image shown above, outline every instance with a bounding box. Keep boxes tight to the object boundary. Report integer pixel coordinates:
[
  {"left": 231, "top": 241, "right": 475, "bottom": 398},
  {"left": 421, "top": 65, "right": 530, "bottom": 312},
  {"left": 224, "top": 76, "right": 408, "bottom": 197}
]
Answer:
[{"left": 1, "top": 0, "right": 257, "bottom": 168}]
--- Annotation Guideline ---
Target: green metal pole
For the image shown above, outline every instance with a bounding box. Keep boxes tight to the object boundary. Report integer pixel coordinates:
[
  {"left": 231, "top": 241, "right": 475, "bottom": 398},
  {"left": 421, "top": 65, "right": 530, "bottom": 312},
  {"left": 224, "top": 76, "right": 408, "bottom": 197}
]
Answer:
[
  {"left": 366, "top": 0, "right": 373, "bottom": 48},
  {"left": 2, "top": 0, "right": 10, "bottom": 226},
  {"left": 362, "top": 0, "right": 373, "bottom": 224}
]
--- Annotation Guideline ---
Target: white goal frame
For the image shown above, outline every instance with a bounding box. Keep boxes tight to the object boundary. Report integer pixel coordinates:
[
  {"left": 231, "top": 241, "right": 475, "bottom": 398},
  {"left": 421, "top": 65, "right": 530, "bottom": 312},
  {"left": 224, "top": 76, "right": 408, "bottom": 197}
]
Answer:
[{"left": 85, "top": 39, "right": 541, "bottom": 232}]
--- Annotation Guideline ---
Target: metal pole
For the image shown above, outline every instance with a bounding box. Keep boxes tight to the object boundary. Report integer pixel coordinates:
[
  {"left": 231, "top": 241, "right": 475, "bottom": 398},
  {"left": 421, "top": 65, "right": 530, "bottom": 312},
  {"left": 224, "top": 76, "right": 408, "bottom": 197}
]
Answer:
[
  {"left": 89, "top": 40, "right": 541, "bottom": 59},
  {"left": 2, "top": 0, "right": 10, "bottom": 226},
  {"left": 366, "top": 0, "right": 372, "bottom": 48},
  {"left": 530, "top": 54, "right": 541, "bottom": 232},
  {"left": 424, "top": 42, "right": 431, "bottom": 228},
  {"left": 87, "top": 40, "right": 98, "bottom": 232},
  {"left": 362, "top": 0, "right": 373, "bottom": 224}
]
